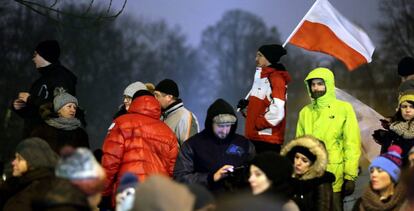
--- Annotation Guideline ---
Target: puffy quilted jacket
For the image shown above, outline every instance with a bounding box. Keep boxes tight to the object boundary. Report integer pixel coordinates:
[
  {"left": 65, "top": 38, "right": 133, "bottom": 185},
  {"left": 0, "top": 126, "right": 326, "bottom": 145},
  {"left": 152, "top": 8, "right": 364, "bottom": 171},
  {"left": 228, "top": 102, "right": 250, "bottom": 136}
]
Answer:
[
  {"left": 296, "top": 67, "right": 361, "bottom": 192},
  {"left": 101, "top": 95, "right": 178, "bottom": 199}
]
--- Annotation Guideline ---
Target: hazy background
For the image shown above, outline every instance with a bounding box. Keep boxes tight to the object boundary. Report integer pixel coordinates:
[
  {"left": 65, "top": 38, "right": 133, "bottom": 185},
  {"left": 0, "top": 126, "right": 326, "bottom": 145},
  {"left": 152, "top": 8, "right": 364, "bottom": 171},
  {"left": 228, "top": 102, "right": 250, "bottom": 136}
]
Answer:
[{"left": 1, "top": 0, "right": 412, "bottom": 165}]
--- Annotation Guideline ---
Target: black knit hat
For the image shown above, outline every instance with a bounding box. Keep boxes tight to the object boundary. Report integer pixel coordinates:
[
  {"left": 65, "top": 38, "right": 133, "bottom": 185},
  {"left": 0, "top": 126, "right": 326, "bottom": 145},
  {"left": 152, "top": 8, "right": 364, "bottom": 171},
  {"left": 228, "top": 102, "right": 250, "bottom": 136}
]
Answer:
[
  {"left": 155, "top": 79, "right": 179, "bottom": 97},
  {"left": 258, "top": 44, "right": 287, "bottom": 65},
  {"left": 15, "top": 137, "right": 59, "bottom": 170},
  {"left": 250, "top": 152, "right": 292, "bottom": 186},
  {"left": 35, "top": 40, "right": 60, "bottom": 64},
  {"left": 286, "top": 146, "right": 317, "bottom": 163},
  {"left": 398, "top": 57, "right": 414, "bottom": 77}
]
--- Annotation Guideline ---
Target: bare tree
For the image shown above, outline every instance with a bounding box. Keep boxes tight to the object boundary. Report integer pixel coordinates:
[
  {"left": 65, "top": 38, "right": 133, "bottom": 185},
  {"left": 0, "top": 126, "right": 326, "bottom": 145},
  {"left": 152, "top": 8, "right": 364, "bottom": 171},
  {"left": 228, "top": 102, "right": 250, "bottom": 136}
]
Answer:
[
  {"left": 13, "top": 0, "right": 127, "bottom": 26},
  {"left": 377, "top": 0, "right": 414, "bottom": 64},
  {"left": 200, "top": 9, "right": 282, "bottom": 104}
]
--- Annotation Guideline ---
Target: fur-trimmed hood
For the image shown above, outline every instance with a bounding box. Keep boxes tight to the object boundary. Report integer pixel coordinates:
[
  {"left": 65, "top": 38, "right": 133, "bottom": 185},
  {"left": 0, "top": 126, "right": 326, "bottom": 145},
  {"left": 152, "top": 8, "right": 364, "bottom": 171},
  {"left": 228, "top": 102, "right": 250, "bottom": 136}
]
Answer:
[{"left": 281, "top": 135, "right": 328, "bottom": 180}]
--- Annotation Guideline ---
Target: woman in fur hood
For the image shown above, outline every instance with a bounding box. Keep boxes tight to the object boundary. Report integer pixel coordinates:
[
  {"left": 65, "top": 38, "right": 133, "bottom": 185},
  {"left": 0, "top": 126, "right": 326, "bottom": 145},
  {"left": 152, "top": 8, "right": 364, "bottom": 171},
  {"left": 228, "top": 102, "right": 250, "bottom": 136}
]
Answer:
[{"left": 281, "top": 135, "right": 335, "bottom": 211}]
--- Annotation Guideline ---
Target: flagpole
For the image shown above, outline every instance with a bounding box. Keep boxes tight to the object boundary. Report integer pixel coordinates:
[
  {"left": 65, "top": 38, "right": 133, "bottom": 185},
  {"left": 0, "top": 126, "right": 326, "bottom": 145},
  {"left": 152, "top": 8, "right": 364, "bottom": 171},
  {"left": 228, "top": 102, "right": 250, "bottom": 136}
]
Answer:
[{"left": 282, "top": 0, "right": 321, "bottom": 47}]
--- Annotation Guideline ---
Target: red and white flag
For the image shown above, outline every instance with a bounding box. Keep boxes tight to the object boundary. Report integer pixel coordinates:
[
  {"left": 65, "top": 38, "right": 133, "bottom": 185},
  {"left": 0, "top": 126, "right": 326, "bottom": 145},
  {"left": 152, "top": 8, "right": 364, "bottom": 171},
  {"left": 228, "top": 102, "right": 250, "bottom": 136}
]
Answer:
[{"left": 284, "top": 0, "right": 375, "bottom": 70}]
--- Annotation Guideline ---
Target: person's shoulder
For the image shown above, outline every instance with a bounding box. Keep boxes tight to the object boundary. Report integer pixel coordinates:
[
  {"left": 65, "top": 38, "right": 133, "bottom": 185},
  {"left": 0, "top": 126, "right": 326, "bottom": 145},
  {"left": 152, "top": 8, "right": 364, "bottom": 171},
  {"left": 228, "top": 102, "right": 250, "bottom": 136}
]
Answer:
[{"left": 334, "top": 99, "right": 355, "bottom": 111}]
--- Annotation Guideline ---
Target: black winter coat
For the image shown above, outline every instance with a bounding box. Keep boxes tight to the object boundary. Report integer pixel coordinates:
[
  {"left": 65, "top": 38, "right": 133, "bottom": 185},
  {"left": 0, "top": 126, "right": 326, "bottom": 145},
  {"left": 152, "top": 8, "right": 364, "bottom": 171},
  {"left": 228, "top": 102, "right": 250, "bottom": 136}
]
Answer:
[
  {"left": 173, "top": 98, "right": 255, "bottom": 194},
  {"left": 291, "top": 171, "right": 335, "bottom": 211},
  {"left": 0, "top": 168, "right": 56, "bottom": 211},
  {"left": 12, "top": 63, "right": 77, "bottom": 137},
  {"left": 373, "top": 121, "right": 414, "bottom": 165},
  {"left": 30, "top": 123, "right": 89, "bottom": 154}
]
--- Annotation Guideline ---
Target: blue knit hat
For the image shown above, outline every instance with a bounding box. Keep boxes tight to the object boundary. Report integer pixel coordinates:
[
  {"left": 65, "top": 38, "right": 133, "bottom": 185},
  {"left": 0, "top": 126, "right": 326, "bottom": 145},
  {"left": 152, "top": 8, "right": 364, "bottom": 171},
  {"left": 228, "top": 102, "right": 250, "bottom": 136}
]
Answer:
[
  {"left": 369, "top": 145, "right": 402, "bottom": 182},
  {"left": 117, "top": 172, "right": 139, "bottom": 193}
]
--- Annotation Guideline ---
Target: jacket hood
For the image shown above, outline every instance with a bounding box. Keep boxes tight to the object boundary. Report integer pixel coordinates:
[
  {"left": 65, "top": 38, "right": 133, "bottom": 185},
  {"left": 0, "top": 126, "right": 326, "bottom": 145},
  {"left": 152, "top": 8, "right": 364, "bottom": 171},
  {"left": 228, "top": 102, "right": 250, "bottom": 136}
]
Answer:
[
  {"left": 304, "top": 67, "right": 336, "bottom": 107},
  {"left": 281, "top": 135, "right": 328, "bottom": 180},
  {"left": 204, "top": 98, "right": 237, "bottom": 137},
  {"left": 128, "top": 95, "right": 161, "bottom": 119}
]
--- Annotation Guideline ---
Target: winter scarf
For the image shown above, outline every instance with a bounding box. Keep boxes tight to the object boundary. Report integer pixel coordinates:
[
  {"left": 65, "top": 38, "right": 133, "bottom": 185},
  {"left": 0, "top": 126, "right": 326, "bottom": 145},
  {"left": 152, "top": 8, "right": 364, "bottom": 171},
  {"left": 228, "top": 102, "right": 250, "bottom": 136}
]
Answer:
[
  {"left": 46, "top": 117, "right": 81, "bottom": 130},
  {"left": 358, "top": 183, "right": 405, "bottom": 211},
  {"left": 390, "top": 121, "right": 414, "bottom": 139}
]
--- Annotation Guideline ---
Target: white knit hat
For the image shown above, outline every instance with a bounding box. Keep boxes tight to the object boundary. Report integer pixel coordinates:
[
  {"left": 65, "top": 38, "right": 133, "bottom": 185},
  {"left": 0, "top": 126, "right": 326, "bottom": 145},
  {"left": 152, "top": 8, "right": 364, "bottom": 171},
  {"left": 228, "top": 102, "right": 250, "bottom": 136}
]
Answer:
[{"left": 123, "top": 81, "right": 147, "bottom": 98}]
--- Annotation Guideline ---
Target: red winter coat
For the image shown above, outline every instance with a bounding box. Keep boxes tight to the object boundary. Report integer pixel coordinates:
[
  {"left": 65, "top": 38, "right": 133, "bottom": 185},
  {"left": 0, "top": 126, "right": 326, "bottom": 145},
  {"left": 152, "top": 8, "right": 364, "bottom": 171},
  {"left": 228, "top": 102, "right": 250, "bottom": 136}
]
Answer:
[
  {"left": 101, "top": 95, "right": 178, "bottom": 199},
  {"left": 245, "top": 66, "right": 291, "bottom": 144}
]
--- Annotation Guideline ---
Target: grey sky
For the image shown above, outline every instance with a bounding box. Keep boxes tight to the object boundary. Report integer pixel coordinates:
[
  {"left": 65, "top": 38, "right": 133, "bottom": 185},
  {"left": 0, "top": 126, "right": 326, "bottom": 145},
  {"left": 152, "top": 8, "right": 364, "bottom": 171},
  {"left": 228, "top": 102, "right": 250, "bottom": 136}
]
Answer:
[{"left": 119, "top": 0, "right": 381, "bottom": 46}]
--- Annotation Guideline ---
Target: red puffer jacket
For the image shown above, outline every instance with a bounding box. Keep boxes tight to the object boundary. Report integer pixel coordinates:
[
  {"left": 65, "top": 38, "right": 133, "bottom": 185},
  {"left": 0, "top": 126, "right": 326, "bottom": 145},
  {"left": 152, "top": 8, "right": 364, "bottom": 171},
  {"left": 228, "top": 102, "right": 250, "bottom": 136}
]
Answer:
[{"left": 101, "top": 95, "right": 178, "bottom": 198}]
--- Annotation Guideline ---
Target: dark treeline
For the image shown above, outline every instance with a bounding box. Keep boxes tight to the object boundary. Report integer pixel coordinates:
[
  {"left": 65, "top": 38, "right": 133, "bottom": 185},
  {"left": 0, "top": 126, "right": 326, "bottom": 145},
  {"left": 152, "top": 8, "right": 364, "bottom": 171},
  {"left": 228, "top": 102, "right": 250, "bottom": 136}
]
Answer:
[{"left": 1, "top": 0, "right": 412, "bottom": 166}]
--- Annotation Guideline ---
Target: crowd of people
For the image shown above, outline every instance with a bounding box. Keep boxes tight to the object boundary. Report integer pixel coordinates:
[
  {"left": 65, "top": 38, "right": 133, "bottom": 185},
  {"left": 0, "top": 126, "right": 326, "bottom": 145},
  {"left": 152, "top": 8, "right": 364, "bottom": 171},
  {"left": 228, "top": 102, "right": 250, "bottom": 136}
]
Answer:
[{"left": 1, "top": 39, "right": 414, "bottom": 211}]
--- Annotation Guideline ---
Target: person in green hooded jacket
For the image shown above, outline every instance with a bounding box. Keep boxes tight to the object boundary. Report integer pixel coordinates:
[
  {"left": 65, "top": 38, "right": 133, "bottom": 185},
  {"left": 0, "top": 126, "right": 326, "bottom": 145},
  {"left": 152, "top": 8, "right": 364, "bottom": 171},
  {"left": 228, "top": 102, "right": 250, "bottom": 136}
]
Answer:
[{"left": 296, "top": 67, "right": 361, "bottom": 211}]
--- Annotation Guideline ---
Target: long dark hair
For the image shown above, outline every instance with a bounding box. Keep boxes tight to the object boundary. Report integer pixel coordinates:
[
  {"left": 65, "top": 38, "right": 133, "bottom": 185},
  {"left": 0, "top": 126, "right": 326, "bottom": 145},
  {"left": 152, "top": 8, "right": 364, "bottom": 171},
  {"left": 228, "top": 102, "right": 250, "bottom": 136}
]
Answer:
[{"left": 391, "top": 100, "right": 414, "bottom": 124}]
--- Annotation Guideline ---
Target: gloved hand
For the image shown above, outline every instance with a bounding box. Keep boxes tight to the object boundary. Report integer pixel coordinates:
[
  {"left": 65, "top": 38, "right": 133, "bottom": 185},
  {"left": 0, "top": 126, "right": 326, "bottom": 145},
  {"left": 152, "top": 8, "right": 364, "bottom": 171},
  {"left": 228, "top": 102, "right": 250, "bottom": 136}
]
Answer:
[
  {"left": 342, "top": 179, "right": 355, "bottom": 197},
  {"left": 237, "top": 99, "right": 249, "bottom": 110},
  {"left": 380, "top": 118, "right": 391, "bottom": 130},
  {"left": 372, "top": 129, "right": 391, "bottom": 145}
]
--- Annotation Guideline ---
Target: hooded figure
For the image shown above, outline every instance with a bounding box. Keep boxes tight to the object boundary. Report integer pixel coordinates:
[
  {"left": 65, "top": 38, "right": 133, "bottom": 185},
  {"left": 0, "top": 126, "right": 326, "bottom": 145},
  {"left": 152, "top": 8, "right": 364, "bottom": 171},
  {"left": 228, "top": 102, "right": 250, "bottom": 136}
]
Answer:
[
  {"left": 281, "top": 135, "right": 335, "bottom": 211},
  {"left": 174, "top": 98, "right": 255, "bottom": 194},
  {"left": 101, "top": 94, "right": 178, "bottom": 208},
  {"left": 296, "top": 67, "right": 361, "bottom": 210}
]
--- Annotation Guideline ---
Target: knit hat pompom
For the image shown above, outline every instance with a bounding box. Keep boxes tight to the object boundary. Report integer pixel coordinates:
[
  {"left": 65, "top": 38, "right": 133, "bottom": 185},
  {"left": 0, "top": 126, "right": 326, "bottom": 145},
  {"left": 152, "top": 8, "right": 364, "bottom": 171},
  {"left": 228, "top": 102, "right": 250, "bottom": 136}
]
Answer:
[
  {"left": 398, "top": 57, "right": 414, "bottom": 77},
  {"left": 369, "top": 145, "right": 402, "bottom": 182},
  {"left": 35, "top": 40, "right": 60, "bottom": 64},
  {"left": 53, "top": 87, "right": 78, "bottom": 113},
  {"left": 258, "top": 44, "right": 287, "bottom": 65},
  {"left": 155, "top": 79, "right": 179, "bottom": 97}
]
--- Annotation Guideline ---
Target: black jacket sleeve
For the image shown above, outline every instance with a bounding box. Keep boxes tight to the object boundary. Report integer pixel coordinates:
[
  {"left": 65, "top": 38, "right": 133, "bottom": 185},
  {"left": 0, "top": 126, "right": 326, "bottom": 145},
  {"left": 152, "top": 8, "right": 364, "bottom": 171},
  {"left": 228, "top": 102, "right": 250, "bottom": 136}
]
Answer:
[{"left": 173, "top": 142, "right": 210, "bottom": 186}]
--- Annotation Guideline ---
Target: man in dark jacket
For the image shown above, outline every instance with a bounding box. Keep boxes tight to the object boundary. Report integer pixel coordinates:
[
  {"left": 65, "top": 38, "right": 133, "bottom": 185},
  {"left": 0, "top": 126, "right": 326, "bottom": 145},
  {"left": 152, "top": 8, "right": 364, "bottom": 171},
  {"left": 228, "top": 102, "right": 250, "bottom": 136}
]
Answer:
[
  {"left": 11, "top": 40, "right": 77, "bottom": 137},
  {"left": 174, "top": 98, "right": 255, "bottom": 194}
]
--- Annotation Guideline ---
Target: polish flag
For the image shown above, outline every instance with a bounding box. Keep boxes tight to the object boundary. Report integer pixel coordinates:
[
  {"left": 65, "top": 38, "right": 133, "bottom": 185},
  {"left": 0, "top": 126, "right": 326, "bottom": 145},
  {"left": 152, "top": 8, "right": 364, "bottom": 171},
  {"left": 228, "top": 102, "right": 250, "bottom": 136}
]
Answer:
[{"left": 284, "top": 0, "right": 375, "bottom": 71}]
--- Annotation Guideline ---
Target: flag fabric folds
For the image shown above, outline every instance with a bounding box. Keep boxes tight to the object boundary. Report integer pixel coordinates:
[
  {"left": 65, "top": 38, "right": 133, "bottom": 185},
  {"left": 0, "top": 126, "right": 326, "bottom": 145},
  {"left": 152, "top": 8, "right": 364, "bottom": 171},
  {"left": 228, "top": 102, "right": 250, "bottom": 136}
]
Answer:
[{"left": 287, "top": 0, "right": 375, "bottom": 70}]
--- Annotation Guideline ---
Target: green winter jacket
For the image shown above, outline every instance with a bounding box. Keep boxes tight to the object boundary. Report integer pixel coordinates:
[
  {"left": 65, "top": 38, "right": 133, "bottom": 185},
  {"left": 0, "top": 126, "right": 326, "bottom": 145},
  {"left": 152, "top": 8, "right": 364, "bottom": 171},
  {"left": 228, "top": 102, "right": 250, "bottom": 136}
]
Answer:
[{"left": 296, "top": 67, "right": 361, "bottom": 192}]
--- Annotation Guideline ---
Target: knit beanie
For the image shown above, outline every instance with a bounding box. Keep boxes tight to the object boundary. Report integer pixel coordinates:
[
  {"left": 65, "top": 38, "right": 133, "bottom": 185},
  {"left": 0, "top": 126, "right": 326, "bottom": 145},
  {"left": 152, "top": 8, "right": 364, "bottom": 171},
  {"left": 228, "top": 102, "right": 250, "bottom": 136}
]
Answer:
[
  {"left": 250, "top": 152, "right": 292, "bottom": 186},
  {"left": 116, "top": 172, "right": 139, "bottom": 211},
  {"left": 155, "top": 79, "right": 179, "bottom": 97},
  {"left": 55, "top": 147, "right": 106, "bottom": 195},
  {"left": 117, "top": 172, "right": 139, "bottom": 194},
  {"left": 53, "top": 87, "right": 78, "bottom": 113},
  {"left": 258, "top": 44, "right": 287, "bottom": 65},
  {"left": 15, "top": 137, "right": 59, "bottom": 170},
  {"left": 369, "top": 145, "right": 402, "bottom": 182},
  {"left": 398, "top": 57, "right": 414, "bottom": 77},
  {"left": 35, "top": 40, "right": 60, "bottom": 64},
  {"left": 123, "top": 81, "right": 147, "bottom": 98},
  {"left": 398, "top": 89, "right": 414, "bottom": 106},
  {"left": 133, "top": 175, "right": 195, "bottom": 211},
  {"left": 287, "top": 146, "right": 317, "bottom": 163}
]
